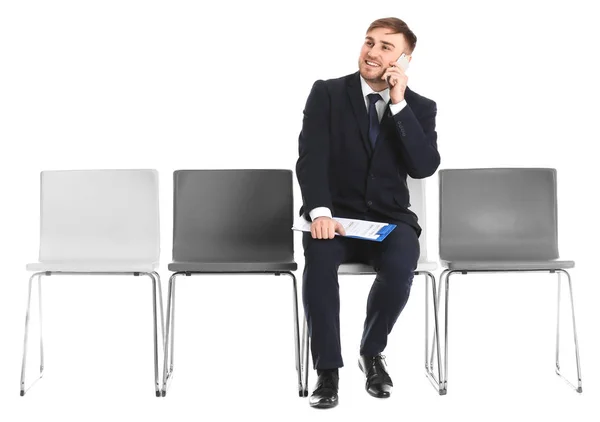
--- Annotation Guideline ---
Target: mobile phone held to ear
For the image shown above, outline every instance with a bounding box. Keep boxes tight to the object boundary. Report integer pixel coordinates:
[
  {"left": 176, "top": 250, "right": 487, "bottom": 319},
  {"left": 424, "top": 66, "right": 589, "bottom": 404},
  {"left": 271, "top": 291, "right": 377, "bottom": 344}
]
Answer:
[
  {"left": 387, "top": 53, "right": 409, "bottom": 86},
  {"left": 396, "top": 53, "right": 409, "bottom": 71}
]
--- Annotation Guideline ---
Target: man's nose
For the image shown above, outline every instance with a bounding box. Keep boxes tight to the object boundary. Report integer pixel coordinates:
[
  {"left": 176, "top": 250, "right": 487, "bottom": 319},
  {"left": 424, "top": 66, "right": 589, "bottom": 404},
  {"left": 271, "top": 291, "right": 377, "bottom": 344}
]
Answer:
[{"left": 366, "top": 47, "right": 380, "bottom": 57}]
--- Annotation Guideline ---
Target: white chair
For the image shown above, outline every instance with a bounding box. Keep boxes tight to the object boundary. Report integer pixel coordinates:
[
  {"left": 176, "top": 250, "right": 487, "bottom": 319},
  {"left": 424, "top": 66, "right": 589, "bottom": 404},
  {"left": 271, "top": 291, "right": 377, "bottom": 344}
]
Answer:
[
  {"left": 20, "top": 169, "right": 164, "bottom": 396},
  {"left": 300, "top": 177, "right": 444, "bottom": 396}
]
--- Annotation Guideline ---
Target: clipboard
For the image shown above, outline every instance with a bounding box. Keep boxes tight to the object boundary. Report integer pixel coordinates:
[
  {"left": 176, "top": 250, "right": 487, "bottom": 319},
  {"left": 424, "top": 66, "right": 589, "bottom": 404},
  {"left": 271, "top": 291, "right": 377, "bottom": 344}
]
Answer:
[{"left": 292, "top": 216, "right": 397, "bottom": 242}]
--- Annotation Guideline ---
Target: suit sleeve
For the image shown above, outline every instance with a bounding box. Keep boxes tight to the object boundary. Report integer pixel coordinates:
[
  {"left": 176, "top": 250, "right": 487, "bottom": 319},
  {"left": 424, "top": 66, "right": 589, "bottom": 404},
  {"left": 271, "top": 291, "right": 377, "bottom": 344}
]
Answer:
[
  {"left": 391, "top": 99, "right": 440, "bottom": 178},
  {"left": 296, "top": 80, "right": 333, "bottom": 219}
]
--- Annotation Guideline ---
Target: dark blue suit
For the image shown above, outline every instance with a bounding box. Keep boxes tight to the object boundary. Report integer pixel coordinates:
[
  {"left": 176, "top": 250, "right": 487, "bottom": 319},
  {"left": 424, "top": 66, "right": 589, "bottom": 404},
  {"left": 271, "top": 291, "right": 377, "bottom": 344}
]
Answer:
[{"left": 296, "top": 71, "right": 440, "bottom": 369}]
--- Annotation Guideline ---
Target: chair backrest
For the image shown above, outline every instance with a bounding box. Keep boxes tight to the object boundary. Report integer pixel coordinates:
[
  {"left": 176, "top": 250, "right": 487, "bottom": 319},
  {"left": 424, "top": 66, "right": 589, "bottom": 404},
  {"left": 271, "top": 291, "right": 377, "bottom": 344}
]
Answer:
[
  {"left": 438, "top": 168, "right": 559, "bottom": 261},
  {"left": 172, "top": 169, "right": 294, "bottom": 264},
  {"left": 406, "top": 177, "right": 429, "bottom": 262},
  {"left": 38, "top": 169, "right": 160, "bottom": 263}
]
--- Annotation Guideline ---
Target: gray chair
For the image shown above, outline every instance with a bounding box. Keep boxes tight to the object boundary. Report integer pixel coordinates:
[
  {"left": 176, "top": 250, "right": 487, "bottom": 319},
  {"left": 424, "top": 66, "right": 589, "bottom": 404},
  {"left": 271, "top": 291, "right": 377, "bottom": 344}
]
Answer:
[
  {"left": 437, "top": 168, "right": 582, "bottom": 393},
  {"left": 300, "top": 177, "right": 445, "bottom": 396},
  {"left": 161, "top": 169, "right": 302, "bottom": 396}
]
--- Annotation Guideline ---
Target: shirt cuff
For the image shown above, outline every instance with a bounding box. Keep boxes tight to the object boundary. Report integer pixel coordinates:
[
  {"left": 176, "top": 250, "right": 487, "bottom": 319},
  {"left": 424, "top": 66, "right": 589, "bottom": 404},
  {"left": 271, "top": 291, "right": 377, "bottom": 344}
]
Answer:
[
  {"left": 309, "top": 207, "right": 332, "bottom": 221},
  {"left": 389, "top": 99, "right": 407, "bottom": 115}
]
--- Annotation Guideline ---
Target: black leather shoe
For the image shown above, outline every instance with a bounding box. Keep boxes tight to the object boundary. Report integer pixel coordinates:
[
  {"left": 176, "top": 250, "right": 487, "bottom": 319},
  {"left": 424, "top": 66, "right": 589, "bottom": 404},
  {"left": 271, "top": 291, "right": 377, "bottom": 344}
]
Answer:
[
  {"left": 358, "top": 354, "right": 393, "bottom": 398},
  {"left": 309, "top": 370, "right": 339, "bottom": 409}
]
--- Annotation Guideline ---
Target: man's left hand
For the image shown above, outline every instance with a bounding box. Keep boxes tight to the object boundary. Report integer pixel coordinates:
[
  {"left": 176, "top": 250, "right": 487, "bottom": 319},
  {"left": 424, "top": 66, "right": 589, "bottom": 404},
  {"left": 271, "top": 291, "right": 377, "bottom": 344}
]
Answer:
[{"left": 382, "top": 63, "right": 408, "bottom": 104}]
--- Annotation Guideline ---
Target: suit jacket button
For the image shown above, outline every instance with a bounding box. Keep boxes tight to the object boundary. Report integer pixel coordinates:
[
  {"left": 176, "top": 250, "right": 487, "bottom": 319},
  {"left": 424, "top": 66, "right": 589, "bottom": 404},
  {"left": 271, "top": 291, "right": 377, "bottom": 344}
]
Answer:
[{"left": 367, "top": 201, "right": 373, "bottom": 206}]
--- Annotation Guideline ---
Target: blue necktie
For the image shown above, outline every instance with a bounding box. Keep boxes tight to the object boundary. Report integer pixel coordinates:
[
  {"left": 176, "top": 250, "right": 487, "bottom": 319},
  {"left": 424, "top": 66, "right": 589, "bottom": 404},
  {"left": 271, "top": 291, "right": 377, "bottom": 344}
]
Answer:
[{"left": 367, "top": 93, "right": 382, "bottom": 148}]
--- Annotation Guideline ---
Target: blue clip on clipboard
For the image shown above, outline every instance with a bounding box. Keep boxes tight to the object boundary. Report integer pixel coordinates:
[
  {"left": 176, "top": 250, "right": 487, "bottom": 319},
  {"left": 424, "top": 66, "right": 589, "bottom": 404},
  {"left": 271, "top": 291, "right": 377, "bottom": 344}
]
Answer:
[{"left": 345, "top": 223, "right": 397, "bottom": 242}]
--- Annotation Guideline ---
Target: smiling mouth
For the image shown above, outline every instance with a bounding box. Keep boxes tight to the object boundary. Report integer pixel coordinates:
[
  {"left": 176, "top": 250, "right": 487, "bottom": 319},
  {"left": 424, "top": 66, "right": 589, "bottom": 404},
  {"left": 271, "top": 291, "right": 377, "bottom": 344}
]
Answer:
[{"left": 365, "top": 60, "right": 381, "bottom": 68}]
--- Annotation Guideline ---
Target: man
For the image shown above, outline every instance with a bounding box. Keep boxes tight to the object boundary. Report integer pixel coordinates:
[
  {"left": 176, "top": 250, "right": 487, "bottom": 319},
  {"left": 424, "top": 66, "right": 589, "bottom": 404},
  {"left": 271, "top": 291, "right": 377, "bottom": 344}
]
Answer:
[{"left": 296, "top": 17, "right": 440, "bottom": 409}]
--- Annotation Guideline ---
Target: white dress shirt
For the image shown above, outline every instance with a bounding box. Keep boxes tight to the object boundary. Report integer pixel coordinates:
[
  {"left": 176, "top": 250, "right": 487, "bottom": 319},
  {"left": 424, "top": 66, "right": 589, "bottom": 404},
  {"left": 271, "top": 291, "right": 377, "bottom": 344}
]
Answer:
[{"left": 308, "top": 76, "right": 408, "bottom": 221}]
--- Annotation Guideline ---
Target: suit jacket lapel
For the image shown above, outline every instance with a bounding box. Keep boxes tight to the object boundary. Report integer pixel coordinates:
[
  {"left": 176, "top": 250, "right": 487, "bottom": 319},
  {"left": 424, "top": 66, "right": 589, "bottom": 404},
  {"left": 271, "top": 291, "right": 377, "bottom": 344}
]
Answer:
[{"left": 346, "top": 72, "right": 372, "bottom": 155}]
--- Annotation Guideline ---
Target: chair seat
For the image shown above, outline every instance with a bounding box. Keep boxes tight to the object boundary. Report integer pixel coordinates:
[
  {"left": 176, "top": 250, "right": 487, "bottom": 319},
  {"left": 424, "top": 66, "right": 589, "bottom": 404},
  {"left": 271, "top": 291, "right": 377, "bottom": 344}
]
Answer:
[
  {"left": 338, "top": 260, "right": 438, "bottom": 275},
  {"left": 416, "top": 261, "right": 438, "bottom": 272},
  {"left": 441, "top": 259, "right": 574, "bottom": 271},
  {"left": 168, "top": 261, "right": 298, "bottom": 273},
  {"left": 26, "top": 261, "right": 158, "bottom": 272}
]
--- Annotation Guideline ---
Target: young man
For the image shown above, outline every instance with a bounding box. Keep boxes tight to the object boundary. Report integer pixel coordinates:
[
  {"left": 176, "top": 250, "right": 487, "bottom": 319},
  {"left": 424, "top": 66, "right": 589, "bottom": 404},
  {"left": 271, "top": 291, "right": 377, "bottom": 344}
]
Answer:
[{"left": 296, "top": 17, "right": 440, "bottom": 409}]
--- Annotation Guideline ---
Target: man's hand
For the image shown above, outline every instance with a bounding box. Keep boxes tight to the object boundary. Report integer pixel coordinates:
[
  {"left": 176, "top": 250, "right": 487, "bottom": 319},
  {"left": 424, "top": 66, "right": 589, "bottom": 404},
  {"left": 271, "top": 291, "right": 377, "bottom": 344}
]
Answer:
[
  {"left": 311, "top": 216, "right": 346, "bottom": 239},
  {"left": 382, "top": 62, "right": 408, "bottom": 104}
]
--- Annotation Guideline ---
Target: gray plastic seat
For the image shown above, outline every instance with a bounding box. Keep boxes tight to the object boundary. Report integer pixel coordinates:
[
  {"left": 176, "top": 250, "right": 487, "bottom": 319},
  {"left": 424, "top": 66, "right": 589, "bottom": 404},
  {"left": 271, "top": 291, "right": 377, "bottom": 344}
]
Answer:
[
  {"left": 168, "top": 169, "right": 296, "bottom": 273},
  {"left": 442, "top": 260, "right": 573, "bottom": 271},
  {"left": 439, "top": 168, "right": 574, "bottom": 270},
  {"left": 437, "top": 168, "right": 582, "bottom": 393},
  {"left": 161, "top": 169, "right": 302, "bottom": 397},
  {"left": 301, "top": 177, "right": 445, "bottom": 396}
]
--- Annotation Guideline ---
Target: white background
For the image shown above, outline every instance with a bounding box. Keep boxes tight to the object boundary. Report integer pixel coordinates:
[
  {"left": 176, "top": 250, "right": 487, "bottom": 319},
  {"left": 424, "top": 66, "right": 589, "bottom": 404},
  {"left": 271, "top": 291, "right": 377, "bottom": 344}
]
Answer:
[{"left": 1, "top": 0, "right": 598, "bottom": 420}]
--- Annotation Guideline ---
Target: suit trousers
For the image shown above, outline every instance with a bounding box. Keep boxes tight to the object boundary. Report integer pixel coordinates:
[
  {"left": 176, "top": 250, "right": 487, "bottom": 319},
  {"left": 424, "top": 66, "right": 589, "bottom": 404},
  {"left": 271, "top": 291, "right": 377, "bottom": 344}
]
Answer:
[{"left": 302, "top": 216, "right": 420, "bottom": 370}]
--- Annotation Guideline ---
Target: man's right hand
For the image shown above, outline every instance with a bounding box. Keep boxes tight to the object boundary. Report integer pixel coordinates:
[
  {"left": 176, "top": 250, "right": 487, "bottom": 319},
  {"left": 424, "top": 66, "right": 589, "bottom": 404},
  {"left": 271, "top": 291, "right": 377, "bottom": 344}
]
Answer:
[{"left": 311, "top": 216, "right": 347, "bottom": 239}]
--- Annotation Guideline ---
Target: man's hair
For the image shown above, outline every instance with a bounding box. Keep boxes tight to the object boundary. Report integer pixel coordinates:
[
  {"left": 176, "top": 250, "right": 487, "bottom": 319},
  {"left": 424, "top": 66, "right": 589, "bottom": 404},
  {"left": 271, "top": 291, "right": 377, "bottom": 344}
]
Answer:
[{"left": 367, "top": 17, "right": 417, "bottom": 54}]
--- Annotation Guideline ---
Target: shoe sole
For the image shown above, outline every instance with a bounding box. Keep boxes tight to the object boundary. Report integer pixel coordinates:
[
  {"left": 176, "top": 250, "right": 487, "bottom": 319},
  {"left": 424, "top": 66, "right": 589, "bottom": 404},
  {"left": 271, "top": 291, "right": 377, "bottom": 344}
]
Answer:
[
  {"left": 309, "top": 399, "right": 339, "bottom": 409},
  {"left": 309, "top": 402, "right": 339, "bottom": 409}
]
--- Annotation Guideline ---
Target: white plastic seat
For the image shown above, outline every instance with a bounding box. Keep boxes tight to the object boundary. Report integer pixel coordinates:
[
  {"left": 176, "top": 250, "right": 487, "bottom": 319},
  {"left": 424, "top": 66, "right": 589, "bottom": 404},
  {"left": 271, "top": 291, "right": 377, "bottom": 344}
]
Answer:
[
  {"left": 28, "top": 169, "right": 160, "bottom": 269},
  {"left": 25, "top": 261, "right": 158, "bottom": 272},
  {"left": 302, "top": 176, "right": 445, "bottom": 396},
  {"left": 20, "top": 169, "right": 164, "bottom": 397},
  {"left": 338, "top": 260, "right": 438, "bottom": 274}
]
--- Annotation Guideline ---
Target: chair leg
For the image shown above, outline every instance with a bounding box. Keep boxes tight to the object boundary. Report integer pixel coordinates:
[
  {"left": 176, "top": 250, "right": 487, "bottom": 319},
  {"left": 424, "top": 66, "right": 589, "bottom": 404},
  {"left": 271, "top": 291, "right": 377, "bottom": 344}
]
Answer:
[
  {"left": 428, "top": 270, "right": 450, "bottom": 384},
  {"left": 430, "top": 269, "right": 453, "bottom": 393},
  {"left": 282, "top": 272, "right": 304, "bottom": 397},
  {"left": 301, "top": 317, "right": 309, "bottom": 397},
  {"left": 161, "top": 273, "right": 178, "bottom": 397},
  {"left": 147, "top": 272, "right": 164, "bottom": 397},
  {"left": 20, "top": 272, "right": 45, "bottom": 396},
  {"left": 425, "top": 272, "right": 430, "bottom": 370},
  {"left": 153, "top": 271, "right": 166, "bottom": 396},
  {"left": 442, "top": 270, "right": 452, "bottom": 392},
  {"left": 423, "top": 271, "right": 445, "bottom": 394},
  {"left": 554, "top": 269, "right": 583, "bottom": 393},
  {"left": 152, "top": 271, "right": 166, "bottom": 348},
  {"left": 428, "top": 275, "right": 442, "bottom": 370}
]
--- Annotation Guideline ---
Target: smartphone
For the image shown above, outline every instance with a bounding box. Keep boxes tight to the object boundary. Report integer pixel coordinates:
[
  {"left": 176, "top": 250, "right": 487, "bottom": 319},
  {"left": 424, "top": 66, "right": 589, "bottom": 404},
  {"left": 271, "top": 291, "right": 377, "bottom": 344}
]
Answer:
[
  {"left": 387, "top": 53, "right": 409, "bottom": 86},
  {"left": 396, "top": 53, "right": 410, "bottom": 71}
]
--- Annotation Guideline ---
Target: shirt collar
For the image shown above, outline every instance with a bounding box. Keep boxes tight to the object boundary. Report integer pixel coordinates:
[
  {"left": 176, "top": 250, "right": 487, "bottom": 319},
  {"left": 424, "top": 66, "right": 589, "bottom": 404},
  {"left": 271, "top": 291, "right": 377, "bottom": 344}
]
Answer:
[{"left": 359, "top": 75, "right": 390, "bottom": 105}]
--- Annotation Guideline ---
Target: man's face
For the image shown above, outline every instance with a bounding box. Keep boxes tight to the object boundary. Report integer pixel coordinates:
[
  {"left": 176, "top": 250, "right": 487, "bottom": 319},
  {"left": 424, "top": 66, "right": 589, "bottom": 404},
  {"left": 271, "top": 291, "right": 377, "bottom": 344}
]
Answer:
[{"left": 358, "top": 27, "right": 410, "bottom": 84}]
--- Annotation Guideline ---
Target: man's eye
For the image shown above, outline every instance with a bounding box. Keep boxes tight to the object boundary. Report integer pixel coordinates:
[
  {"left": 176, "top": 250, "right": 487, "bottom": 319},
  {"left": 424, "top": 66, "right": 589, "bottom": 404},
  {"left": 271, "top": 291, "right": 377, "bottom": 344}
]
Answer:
[{"left": 383, "top": 45, "right": 390, "bottom": 50}]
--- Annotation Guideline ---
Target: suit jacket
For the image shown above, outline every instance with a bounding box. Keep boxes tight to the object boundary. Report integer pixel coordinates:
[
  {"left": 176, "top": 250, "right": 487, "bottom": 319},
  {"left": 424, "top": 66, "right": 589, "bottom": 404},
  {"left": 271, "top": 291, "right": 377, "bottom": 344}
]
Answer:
[{"left": 296, "top": 71, "right": 440, "bottom": 237}]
